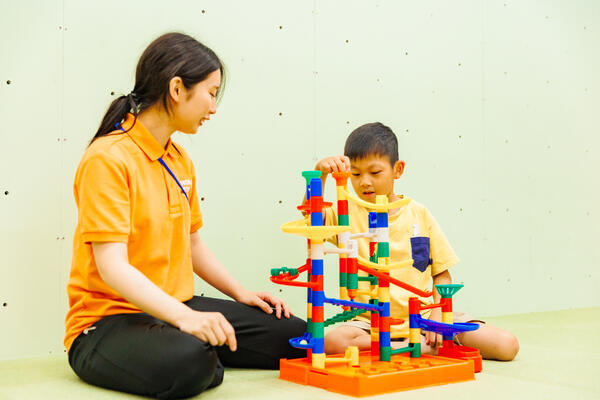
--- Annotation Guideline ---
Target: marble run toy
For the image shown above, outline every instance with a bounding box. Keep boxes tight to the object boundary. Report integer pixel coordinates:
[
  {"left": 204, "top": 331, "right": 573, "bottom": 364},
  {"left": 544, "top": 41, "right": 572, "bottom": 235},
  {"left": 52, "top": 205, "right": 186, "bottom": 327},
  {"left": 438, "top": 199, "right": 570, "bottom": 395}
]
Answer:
[{"left": 269, "top": 171, "right": 483, "bottom": 397}]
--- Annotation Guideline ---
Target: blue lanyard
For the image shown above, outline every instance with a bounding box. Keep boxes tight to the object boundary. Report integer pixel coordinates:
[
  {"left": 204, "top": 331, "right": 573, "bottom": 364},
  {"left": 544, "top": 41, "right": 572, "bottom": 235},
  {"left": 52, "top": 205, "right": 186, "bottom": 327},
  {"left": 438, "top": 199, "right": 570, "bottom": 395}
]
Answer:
[
  {"left": 158, "top": 158, "right": 189, "bottom": 202},
  {"left": 115, "top": 122, "right": 189, "bottom": 202}
]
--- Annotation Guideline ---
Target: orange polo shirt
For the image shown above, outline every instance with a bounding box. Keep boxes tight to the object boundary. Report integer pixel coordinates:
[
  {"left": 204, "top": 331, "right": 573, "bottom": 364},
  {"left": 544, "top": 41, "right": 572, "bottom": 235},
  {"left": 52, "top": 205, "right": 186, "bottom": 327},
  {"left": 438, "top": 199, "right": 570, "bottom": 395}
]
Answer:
[{"left": 64, "top": 114, "right": 203, "bottom": 351}]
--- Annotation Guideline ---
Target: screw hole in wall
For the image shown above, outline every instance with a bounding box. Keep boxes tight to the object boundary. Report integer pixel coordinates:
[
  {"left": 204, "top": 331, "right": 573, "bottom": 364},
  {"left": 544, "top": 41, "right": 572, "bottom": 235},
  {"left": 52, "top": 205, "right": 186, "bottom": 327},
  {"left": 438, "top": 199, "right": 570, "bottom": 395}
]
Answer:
[
  {"left": 201, "top": 197, "right": 205, "bottom": 201},
  {"left": 6, "top": 80, "right": 11, "bottom": 85},
  {"left": 4, "top": 191, "right": 8, "bottom": 195}
]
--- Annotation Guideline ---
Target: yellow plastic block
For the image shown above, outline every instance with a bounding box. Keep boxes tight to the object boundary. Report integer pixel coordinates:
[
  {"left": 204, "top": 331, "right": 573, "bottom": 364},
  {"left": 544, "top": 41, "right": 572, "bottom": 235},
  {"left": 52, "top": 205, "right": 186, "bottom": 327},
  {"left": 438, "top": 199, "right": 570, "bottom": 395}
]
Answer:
[
  {"left": 340, "top": 287, "right": 349, "bottom": 301},
  {"left": 345, "top": 346, "right": 359, "bottom": 366},
  {"left": 307, "top": 305, "right": 312, "bottom": 319},
  {"left": 312, "top": 352, "right": 326, "bottom": 369},
  {"left": 378, "top": 286, "right": 390, "bottom": 303},
  {"left": 409, "top": 328, "right": 421, "bottom": 343},
  {"left": 336, "top": 186, "right": 347, "bottom": 201},
  {"left": 442, "top": 312, "right": 453, "bottom": 324}
]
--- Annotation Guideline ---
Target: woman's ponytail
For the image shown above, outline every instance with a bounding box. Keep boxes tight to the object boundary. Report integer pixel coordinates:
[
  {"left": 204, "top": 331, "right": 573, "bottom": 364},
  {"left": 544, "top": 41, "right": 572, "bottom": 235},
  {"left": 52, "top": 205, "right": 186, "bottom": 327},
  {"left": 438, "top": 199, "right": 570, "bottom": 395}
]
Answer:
[{"left": 89, "top": 93, "right": 139, "bottom": 145}]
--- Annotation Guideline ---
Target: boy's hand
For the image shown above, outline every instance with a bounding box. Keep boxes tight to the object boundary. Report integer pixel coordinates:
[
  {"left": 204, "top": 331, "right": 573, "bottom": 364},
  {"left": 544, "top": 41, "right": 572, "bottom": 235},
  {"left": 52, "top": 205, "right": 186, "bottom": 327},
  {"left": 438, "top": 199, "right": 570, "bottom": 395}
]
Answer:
[
  {"left": 425, "top": 308, "right": 444, "bottom": 348},
  {"left": 315, "top": 155, "right": 350, "bottom": 176}
]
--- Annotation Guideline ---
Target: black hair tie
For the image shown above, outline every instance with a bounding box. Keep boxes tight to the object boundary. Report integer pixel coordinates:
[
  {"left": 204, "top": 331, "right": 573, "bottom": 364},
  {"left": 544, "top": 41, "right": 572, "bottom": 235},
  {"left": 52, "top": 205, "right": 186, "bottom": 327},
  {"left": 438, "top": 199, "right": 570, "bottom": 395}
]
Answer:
[{"left": 126, "top": 92, "right": 141, "bottom": 115}]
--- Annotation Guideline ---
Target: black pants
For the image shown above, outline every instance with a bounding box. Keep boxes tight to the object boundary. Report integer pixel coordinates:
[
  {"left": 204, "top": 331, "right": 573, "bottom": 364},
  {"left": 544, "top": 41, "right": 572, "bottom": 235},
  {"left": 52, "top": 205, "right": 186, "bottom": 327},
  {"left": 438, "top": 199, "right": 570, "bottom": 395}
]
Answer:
[{"left": 68, "top": 296, "right": 306, "bottom": 399}]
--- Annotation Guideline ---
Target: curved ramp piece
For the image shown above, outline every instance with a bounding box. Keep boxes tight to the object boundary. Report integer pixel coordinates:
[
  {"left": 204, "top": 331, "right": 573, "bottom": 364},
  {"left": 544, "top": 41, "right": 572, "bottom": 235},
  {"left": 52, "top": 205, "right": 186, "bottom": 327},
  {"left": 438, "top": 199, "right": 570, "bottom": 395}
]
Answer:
[
  {"left": 342, "top": 188, "right": 411, "bottom": 211},
  {"left": 289, "top": 333, "right": 314, "bottom": 349},
  {"left": 413, "top": 314, "right": 479, "bottom": 337},
  {"left": 281, "top": 219, "right": 351, "bottom": 242}
]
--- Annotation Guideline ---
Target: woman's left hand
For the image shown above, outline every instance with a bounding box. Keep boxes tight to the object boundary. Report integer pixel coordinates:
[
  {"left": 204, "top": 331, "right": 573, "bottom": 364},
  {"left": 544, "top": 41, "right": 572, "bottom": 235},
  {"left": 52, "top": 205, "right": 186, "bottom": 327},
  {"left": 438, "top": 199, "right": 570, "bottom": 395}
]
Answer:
[{"left": 235, "top": 290, "right": 292, "bottom": 319}]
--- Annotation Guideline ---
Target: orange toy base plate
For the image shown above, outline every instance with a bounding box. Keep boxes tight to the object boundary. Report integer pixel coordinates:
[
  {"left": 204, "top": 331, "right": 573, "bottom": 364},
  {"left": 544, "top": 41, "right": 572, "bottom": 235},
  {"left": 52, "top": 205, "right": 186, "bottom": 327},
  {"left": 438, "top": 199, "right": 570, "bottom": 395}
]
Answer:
[{"left": 279, "top": 352, "right": 475, "bottom": 397}]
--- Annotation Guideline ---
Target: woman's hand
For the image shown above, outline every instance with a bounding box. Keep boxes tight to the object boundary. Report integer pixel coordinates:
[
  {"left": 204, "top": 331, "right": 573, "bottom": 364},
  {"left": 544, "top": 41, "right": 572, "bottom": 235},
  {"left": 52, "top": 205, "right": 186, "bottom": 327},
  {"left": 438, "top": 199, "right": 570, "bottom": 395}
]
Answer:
[
  {"left": 315, "top": 155, "right": 350, "bottom": 176},
  {"left": 235, "top": 289, "right": 292, "bottom": 319},
  {"left": 175, "top": 309, "right": 237, "bottom": 351}
]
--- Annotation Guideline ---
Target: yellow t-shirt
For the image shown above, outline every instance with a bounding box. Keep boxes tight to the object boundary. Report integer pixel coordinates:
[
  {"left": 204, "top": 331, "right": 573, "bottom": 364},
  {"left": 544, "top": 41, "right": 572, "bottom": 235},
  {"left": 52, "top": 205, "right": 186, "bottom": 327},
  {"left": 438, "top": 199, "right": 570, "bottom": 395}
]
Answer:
[
  {"left": 325, "top": 198, "right": 459, "bottom": 337},
  {"left": 64, "top": 114, "right": 203, "bottom": 351}
]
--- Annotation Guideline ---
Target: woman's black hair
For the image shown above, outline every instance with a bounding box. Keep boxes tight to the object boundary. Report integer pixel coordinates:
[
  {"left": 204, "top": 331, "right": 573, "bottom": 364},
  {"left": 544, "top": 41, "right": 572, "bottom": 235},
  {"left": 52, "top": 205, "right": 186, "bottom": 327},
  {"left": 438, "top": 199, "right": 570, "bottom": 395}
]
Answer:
[{"left": 91, "top": 32, "right": 225, "bottom": 144}]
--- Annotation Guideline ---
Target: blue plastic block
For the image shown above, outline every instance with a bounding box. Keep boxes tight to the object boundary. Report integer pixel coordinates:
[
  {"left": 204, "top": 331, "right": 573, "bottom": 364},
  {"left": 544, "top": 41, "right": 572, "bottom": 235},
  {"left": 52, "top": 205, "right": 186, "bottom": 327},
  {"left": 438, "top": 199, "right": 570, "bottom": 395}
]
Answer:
[
  {"left": 368, "top": 212, "right": 378, "bottom": 229},
  {"left": 377, "top": 212, "right": 388, "bottom": 228},
  {"left": 311, "top": 212, "right": 323, "bottom": 227},
  {"left": 379, "top": 331, "right": 391, "bottom": 344},
  {"left": 310, "top": 178, "right": 322, "bottom": 197},
  {"left": 409, "top": 314, "right": 419, "bottom": 328},
  {"left": 312, "top": 291, "right": 325, "bottom": 306},
  {"left": 313, "top": 338, "right": 325, "bottom": 353},
  {"left": 311, "top": 259, "right": 323, "bottom": 275},
  {"left": 381, "top": 302, "right": 390, "bottom": 317}
]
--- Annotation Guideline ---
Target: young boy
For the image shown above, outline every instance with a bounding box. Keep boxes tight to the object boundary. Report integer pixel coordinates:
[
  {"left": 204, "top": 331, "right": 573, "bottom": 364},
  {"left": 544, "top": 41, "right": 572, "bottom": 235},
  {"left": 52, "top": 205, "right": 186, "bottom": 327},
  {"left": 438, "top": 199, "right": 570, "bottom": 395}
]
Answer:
[{"left": 314, "top": 122, "right": 519, "bottom": 361}]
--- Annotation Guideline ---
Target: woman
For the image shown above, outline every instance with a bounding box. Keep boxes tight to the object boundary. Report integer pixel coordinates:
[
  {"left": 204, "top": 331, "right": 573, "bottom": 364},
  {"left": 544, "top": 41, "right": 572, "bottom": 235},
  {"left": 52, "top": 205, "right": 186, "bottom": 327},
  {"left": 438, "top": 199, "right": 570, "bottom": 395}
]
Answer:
[{"left": 65, "top": 32, "right": 305, "bottom": 399}]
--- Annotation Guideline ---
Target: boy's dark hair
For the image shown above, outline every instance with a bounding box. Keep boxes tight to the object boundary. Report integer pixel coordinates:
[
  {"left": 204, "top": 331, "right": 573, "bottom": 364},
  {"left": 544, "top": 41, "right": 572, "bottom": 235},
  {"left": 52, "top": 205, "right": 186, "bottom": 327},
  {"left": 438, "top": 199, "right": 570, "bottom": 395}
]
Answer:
[
  {"left": 91, "top": 32, "right": 225, "bottom": 144},
  {"left": 344, "top": 122, "right": 399, "bottom": 166}
]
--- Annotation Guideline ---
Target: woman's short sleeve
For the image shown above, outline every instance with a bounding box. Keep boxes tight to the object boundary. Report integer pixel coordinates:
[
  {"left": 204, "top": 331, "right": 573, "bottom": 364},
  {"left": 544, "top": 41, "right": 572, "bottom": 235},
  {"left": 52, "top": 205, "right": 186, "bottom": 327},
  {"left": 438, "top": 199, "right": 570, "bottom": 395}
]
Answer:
[{"left": 76, "top": 153, "right": 130, "bottom": 243}]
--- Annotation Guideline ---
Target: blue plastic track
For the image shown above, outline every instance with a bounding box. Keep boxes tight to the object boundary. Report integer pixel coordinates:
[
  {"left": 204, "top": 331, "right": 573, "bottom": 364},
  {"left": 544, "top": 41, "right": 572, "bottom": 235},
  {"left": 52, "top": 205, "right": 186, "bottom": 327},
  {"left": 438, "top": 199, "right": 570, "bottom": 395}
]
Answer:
[
  {"left": 414, "top": 315, "right": 479, "bottom": 337},
  {"left": 289, "top": 333, "right": 314, "bottom": 349}
]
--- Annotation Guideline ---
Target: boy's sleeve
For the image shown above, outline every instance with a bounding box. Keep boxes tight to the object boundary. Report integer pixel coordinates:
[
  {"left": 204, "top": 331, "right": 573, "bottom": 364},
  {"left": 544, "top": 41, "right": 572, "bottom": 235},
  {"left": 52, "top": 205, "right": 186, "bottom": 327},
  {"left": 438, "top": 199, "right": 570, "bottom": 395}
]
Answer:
[
  {"left": 189, "top": 163, "right": 203, "bottom": 233},
  {"left": 77, "top": 153, "right": 130, "bottom": 243},
  {"left": 425, "top": 209, "right": 460, "bottom": 276}
]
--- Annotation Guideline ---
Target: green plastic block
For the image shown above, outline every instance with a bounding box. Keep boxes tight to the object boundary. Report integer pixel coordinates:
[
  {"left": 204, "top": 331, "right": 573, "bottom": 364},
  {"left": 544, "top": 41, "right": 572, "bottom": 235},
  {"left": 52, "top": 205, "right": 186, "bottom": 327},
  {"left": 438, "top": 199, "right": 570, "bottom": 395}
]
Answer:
[
  {"left": 301, "top": 170, "right": 322, "bottom": 185},
  {"left": 312, "top": 323, "right": 325, "bottom": 338},
  {"left": 324, "top": 308, "right": 365, "bottom": 327},
  {"left": 411, "top": 343, "right": 421, "bottom": 358},
  {"left": 380, "top": 346, "right": 392, "bottom": 361},
  {"left": 377, "top": 242, "right": 390, "bottom": 258},
  {"left": 339, "top": 272, "right": 347, "bottom": 287},
  {"left": 391, "top": 345, "right": 412, "bottom": 355},
  {"left": 347, "top": 273, "right": 358, "bottom": 290},
  {"left": 338, "top": 214, "right": 349, "bottom": 226},
  {"left": 370, "top": 253, "right": 378, "bottom": 264}
]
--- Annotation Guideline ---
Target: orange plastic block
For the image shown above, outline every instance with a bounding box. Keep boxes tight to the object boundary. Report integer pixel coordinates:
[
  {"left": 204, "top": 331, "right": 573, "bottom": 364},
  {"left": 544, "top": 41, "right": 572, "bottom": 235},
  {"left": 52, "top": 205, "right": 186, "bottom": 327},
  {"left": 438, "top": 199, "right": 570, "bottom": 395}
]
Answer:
[
  {"left": 279, "top": 352, "right": 475, "bottom": 397},
  {"left": 438, "top": 344, "right": 483, "bottom": 373}
]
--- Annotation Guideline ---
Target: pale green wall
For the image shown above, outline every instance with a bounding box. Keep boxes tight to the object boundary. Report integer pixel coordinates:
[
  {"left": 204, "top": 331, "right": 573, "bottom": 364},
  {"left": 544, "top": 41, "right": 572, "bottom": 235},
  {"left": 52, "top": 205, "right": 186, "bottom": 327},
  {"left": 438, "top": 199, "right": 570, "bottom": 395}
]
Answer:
[{"left": 1, "top": 0, "right": 598, "bottom": 360}]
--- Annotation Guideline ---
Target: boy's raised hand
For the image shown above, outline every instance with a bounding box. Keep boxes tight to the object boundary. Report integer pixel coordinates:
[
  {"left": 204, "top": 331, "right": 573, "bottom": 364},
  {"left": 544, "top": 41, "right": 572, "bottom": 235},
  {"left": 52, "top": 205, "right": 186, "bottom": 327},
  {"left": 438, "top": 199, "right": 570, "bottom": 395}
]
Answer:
[{"left": 315, "top": 155, "right": 350, "bottom": 176}]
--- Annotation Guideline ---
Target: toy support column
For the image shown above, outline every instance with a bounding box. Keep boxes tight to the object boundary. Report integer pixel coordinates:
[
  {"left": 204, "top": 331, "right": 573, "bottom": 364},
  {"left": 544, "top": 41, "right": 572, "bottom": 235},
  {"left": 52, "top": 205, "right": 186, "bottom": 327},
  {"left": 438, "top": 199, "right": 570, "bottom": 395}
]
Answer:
[
  {"left": 408, "top": 297, "right": 422, "bottom": 357},
  {"left": 308, "top": 176, "right": 326, "bottom": 368},
  {"left": 301, "top": 171, "right": 321, "bottom": 345},
  {"left": 368, "top": 211, "right": 380, "bottom": 355},
  {"left": 332, "top": 172, "right": 351, "bottom": 304},
  {"left": 436, "top": 284, "right": 464, "bottom": 351},
  {"left": 375, "top": 196, "right": 392, "bottom": 361}
]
